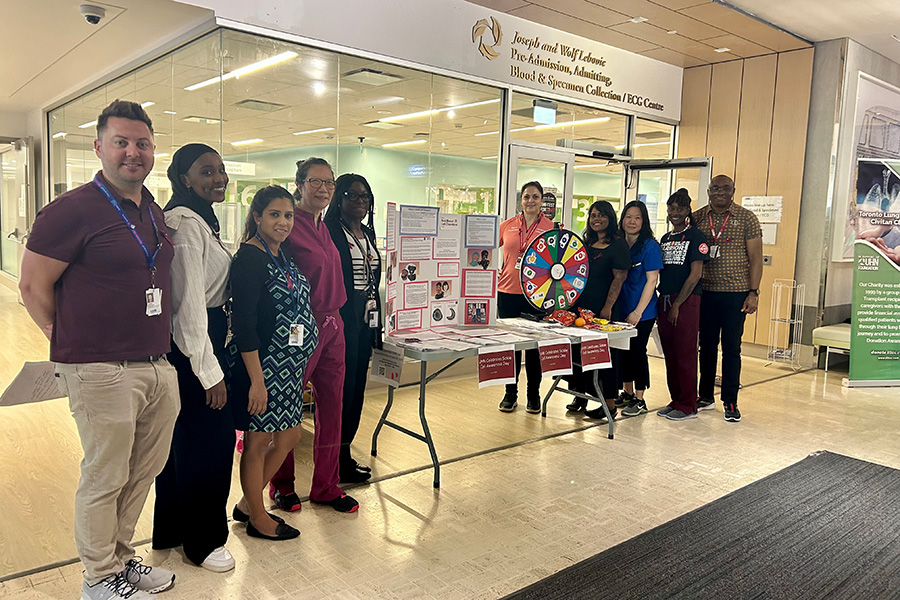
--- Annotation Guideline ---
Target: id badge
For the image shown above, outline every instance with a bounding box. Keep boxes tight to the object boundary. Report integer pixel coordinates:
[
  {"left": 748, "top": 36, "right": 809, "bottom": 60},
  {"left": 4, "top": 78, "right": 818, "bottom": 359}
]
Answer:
[
  {"left": 366, "top": 298, "right": 379, "bottom": 328},
  {"left": 145, "top": 288, "right": 162, "bottom": 317},
  {"left": 709, "top": 245, "right": 721, "bottom": 259},
  {"left": 515, "top": 256, "right": 523, "bottom": 270},
  {"left": 289, "top": 324, "right": 304, "bottom": 347}
]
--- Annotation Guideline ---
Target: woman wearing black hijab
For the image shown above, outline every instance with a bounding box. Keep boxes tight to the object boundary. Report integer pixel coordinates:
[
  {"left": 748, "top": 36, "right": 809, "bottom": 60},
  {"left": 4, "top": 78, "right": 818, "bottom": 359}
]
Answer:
[
  {"left": 323, "top": 173, "right": 382, "bottom": 483},
  {"left": 152, "top": 144, "right": 236, "bottom": 573}
]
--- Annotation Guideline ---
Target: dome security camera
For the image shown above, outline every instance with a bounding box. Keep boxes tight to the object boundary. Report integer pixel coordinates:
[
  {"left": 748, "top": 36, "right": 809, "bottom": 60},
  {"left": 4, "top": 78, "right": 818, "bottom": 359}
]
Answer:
[{"left": 80, "top": 4, "right": 106, "bottom": 25}]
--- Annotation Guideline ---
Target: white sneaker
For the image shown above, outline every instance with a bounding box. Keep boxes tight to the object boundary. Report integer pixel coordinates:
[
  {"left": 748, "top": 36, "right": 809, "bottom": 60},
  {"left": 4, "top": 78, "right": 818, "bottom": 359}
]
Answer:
[
  {"left": 82, "top": 573, "right": 152, "bottom": 599},
  {"left": 200, "top": 546, "right": 235, "bottom": 573},
  {"left": 123, "top": 558, "right": 175, "bottom": 593}
]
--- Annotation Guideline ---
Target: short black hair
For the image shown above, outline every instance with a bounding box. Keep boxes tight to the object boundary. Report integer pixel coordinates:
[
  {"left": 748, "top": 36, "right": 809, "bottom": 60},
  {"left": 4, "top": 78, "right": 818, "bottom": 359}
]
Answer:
[{"left": 97, "top": 100, "right": 153, "bottom": 138}]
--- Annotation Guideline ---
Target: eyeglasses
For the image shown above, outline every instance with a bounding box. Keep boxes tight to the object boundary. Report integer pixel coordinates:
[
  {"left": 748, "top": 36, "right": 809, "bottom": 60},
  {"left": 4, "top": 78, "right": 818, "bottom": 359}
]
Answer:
[
  {"left": 344, "top": 190, "right": 372, "bottom": 202},
  {"left": 303, "top": 178, "right": 336, "bottom": 189},
  {"left": 708, "top": 185, "right": 733, "bottom": 193}
]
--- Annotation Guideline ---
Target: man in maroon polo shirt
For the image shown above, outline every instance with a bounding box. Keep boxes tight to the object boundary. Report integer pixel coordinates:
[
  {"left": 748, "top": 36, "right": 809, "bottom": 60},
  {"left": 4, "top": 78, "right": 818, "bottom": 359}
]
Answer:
[{"left": 19, "top": 100, "right": 179, "bottom": 600}]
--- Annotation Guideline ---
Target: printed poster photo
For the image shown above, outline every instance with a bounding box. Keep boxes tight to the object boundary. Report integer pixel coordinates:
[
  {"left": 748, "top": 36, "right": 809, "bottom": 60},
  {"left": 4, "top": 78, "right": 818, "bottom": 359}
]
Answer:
[
  {"left": 399, "top": 261, "right": 419, "bottom": 281},
  {"left": 467, "top": 248, "right": 492, "bottom": 269},
  {"left": 432, "top": 280, "right": 453, "bottom": 300},
  {"left": 465, "top": 299, "right": 489, "bottom": 325}
]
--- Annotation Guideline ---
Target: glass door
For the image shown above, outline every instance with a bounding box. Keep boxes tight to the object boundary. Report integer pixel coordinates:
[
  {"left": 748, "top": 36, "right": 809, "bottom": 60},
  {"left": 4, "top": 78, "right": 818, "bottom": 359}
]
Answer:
[
  {"left": 0, "top": 138, "right": 34, "bottom": 279},
  {"left": 625, "top": 158, "right": 711, "bottom": 238},
  {"left": 505, "top": 144, "right": 574, "bottom": 224}
]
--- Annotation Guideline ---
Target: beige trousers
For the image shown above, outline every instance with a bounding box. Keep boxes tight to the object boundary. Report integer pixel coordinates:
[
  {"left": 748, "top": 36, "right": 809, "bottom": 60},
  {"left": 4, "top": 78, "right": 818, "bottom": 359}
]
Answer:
[{"left": 56, "top": 359, "right": 179, "bottom": 584}]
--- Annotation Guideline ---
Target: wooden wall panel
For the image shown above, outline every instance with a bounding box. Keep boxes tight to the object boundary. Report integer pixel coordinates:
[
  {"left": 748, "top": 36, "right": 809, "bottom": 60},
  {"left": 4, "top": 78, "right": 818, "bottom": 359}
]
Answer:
[
  {"left": 705, "top": 60, "right": 743, "bottom": 179},
  {"left": 735, "top": 55, "right": 777, "bottom": 198},
  {"left": 754, "top": 48, "right": 815, "bottom": 346},
  {"left": 676, "top": 65, "right": 711, "bottom": 158}
]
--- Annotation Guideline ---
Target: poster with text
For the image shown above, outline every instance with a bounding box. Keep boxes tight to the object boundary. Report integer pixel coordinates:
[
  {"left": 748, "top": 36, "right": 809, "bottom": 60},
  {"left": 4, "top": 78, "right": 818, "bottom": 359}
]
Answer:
[
  {"left": 386, "top": 202, "right": 397, "bottom": 251},
  {"left": 477, "top": 345, "right": 516, "bottom": 388},
  {"left": 538, "top": 339, "right": 573, "bottom": 377},
  {"left": 850, "top": 158, "right": 900, "bottom": 385},
  {"left": 399, "top": 205, "right": 439, "bottom": 236}
]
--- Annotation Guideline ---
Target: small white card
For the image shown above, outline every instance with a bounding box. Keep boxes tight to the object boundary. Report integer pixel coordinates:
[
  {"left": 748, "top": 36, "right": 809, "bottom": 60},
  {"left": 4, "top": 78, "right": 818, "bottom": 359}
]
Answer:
[
  {"left": 145, "top": 288, "right": 162, "bottom": 317},
  {"left": 289, "top": 324, "right": 304, "bottom": 347}
]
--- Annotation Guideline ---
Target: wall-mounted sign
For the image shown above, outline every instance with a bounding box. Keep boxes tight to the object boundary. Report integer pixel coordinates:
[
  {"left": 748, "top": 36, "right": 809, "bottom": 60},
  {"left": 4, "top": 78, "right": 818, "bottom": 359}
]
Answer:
[
  {"left": 223, "top": 160, "right": 256, "bottom": 176},
  {"left": 196, "top": 0, "right": 682, "bottom": 121}
]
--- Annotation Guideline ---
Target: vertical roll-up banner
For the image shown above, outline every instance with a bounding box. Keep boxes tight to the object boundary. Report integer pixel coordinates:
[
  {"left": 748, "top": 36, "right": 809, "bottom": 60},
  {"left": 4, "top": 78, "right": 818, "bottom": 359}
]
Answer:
[{"left": 850, "top": 159, "right": 900, "bottom": 386}]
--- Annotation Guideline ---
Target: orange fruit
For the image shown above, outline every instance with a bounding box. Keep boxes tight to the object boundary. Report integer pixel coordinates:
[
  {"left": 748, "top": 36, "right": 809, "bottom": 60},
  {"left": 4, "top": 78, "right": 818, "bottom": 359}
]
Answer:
[{"left": 574, "top": 317, "right": 586, "bottom": 327}]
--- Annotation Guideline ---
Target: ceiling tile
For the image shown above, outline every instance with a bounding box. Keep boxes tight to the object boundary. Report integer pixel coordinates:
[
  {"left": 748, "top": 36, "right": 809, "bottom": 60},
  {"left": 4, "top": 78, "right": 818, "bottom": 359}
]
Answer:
[
  {"left": 638, "top": 47, "right": 707, "bottom": 68},
  {"left": 647, "top": 0, "right": 711, "bottom": 10},
  {"left": 703, "top": 34, "right": 774, "bottom": 57},
  {"left": 680, "top": 3, "right": 811, "bottom": 52},
  {"left": 586, "top": 0, "right": 726, "bottom": 40},
  {"left": 526, "top": 0, "right": 630, "bottom": 27},
  {"left": 508, "top": 5, "right": 659, "bottom": 53}
]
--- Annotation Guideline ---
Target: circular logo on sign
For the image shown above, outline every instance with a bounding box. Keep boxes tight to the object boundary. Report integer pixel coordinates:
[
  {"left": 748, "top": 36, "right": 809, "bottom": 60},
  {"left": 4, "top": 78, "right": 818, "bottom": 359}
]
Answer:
[
  {"left": 472, "top": 17, "right": 502, "bottom": 60},
  {"left": 699, "top": 243, "right": 710, "bottom": 254}
]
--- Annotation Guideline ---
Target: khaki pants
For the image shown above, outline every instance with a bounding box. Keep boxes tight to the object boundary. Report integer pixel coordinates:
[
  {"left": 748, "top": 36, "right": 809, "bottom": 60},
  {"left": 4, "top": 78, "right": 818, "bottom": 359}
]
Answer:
[{"left": 56, "top": 359, "right": 179, "bottom": 584}]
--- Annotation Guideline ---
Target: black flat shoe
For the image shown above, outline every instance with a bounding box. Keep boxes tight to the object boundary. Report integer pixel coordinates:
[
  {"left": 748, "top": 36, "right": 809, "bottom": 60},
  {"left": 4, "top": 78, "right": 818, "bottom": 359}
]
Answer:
[
  {"left": 350, "top": 460, "right": 371, "bottom": 474},
  {"left": 340, "top": 468, "right": 372, "bottom": 484},
  {"left": 246, "top": 521, "right": 300, "bottom": 541},
  {"left": 566, "top": 397, "right": 588, "bottom": 412},
  {"left": 232, "top": 505, "right": 284, "bottom": 524},
  {"left": 311, "top": 493, "right": 359, "bottom": 513}
]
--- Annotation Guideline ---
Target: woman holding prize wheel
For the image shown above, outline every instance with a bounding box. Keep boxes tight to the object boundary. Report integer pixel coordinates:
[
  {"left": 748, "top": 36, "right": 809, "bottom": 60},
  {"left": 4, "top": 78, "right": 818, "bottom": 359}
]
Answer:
[
  {"left": 497, "top": 181, "right": 554, "bottom": 414},
  {"left": 323, "top": 173, "right": 382, "bottom": 484},
  {"left": 612, "top": 200, "right": 662, "bottom": 418},
  {"left": 566, "top": 200, "right": 630, "bottom": 418}
]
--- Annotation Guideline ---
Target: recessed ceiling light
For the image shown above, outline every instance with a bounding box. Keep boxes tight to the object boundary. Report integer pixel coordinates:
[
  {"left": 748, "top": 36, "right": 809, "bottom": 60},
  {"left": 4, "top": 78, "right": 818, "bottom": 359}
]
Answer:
[
  {"left": 715, "top": 47, "right": 731, "bottom": 53},
  {"left": 78, "top": 120, "right": 97, "bottom": 129},
  {"left": 163, "top": 110, "right": 177, "bottom": 115},
  {"left": 630, "top": 16, "right": 648, "bottom": 23},
  {"left": 51, "top": 132, "right": 66, "bottom": 139},
  {"left": 182, "top": 116, "right": 222, "bottom": 124},
  {"left": 153, "top": 152, "right": 169, "bottom": 158},
  {"left": 230, "top": 138, "right": 263, "bottom": 147},
  {"left": 293, "top": 127, "right": 336, "bottom": 136},
  {"left": 893, "top": 34, "right": 900, "bottom": 43},
  {"left": 185, "top": 51, "right": 298, "bottom": 91},
  {"left": 381, "top": 139, "right": 428, "bottom": 148},
  {"left": 312, "top": 81, "right": 327, "bottom": 95},
  {"left": 141, "top": 102, "right": 155, "bottom": 108},
  {"left": 481, "top": 155, "right": 498, "bottom": 160},
  {"left": 667, "top": 30, "right": 677, "bottom": 35},
  {"left": 379, "top": 98, "right": 500, "bottom": 123}
]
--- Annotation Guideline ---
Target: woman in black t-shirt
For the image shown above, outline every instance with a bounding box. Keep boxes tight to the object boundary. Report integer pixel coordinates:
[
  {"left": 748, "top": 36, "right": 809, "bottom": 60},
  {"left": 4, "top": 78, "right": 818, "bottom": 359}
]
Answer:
[
  {"left": 568, "top": 201, "right": 629, "bottom": 416},
  {"left": 656, "top": 188, "right": 710, "bottom": 421}
]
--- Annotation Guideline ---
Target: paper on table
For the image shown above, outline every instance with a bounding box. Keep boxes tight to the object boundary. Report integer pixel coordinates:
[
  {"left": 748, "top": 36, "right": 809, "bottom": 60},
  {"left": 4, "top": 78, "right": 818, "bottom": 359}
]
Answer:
[
  {"left": 490, "top": 333, "right": 532, "bottom": 344},
  {"left": 0, "top": 361, "right": 64, "bottom": 407}
]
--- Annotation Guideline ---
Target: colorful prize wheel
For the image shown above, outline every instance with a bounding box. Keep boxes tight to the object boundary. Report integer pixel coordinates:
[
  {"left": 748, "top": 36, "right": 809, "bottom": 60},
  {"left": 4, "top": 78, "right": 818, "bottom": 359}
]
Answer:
[{"left": 520, "top": 229, "right": 590, "bottom": 312}]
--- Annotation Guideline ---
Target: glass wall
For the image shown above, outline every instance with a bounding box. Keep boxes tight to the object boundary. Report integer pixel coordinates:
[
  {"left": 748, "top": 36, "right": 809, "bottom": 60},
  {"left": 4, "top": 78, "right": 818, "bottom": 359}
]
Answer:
[
  {"left": 47, "top": 28, "right": 679, "bottom": 248},
  {"left": 48, "top": 29, "right": 503, "bottom": 250}
]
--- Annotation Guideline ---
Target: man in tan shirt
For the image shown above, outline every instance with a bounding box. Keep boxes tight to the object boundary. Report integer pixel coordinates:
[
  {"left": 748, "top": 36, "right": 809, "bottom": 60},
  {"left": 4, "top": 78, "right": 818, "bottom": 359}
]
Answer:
[{"left": 691, "top": 175, "right": 763, "bottom": 423}]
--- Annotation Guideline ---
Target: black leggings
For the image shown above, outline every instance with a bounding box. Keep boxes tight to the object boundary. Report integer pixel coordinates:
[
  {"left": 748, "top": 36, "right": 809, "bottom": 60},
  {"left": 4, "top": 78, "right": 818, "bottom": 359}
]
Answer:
[
  {"left": 621, "top": 318, "right": 655, "bottom": 391},
  {"left": 497, "top": 291, "right": 543, "bottom": 398}
]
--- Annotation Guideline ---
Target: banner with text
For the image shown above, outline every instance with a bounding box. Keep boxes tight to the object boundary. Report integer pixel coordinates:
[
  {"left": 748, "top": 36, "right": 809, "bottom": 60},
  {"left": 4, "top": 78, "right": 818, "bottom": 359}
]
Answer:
[
  {"left": 850, "top": 159, "right": 900, "bottom": 385},
  {"left": 478, "top": 345, "right": 516, "bottom": 388},
  {"left": 538, "top": 339, "right": 573, "bottom": 377},
  {"left": 579, "top": 334, "right": 612, "bottom": 371}
]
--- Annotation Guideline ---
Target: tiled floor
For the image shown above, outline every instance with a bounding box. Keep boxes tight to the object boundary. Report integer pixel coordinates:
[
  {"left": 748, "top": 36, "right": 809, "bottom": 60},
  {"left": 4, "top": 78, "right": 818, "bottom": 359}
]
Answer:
[{"left": 2, "top": 330, "right": 897, "bottom": 599}]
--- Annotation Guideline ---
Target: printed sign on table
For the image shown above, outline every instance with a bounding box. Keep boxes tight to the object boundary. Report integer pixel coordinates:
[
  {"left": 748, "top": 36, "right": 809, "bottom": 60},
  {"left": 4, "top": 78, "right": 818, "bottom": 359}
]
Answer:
[
  {"left": 580, "top": 333, "right": 612, "bottom": 371},
  {"left": 538, "top": 339, "right": 573, "bottom": 377},
  {"left": 370, "top": 344, "right": 404, "bottom": 388},
  {"left": 477, "top": 345, "right": 516, "bottom": 388}
]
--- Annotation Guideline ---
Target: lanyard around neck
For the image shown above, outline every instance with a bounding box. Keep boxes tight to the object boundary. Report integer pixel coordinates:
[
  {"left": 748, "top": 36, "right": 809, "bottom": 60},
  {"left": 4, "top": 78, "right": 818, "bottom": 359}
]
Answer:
[
  {"left": 341, "top": 221, "right": 377, "bottom": 291},
  {"left": 518, "top": 214, "right": 542, "bottom": 254},
  {"left": 255, "top": 234, "right": 300, "bottom": 318},
  {"left": 93, "top": 176, "right": 160, "bottom": 283},
  {"left": 708, "top": 211, "right": 730, "bottom": 244}
]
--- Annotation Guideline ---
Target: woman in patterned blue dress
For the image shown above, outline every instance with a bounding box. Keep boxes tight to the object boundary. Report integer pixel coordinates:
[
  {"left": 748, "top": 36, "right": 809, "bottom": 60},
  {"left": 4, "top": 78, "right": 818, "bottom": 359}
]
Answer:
[{"left": 230, "top": 186, "right": 318, "bottom": 541}]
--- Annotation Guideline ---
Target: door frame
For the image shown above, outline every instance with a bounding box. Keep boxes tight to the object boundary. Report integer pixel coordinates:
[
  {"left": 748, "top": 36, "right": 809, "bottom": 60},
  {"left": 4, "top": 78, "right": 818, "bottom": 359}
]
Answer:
[{"left": 504, "top": 142, "right": 575, "bottom": 221}]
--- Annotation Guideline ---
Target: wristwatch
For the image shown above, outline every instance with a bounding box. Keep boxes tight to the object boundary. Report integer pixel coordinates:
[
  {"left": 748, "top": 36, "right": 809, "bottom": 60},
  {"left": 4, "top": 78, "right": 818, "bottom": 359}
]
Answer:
[{"left": 749, "top": 289, "right": 760, "bottom": 295}]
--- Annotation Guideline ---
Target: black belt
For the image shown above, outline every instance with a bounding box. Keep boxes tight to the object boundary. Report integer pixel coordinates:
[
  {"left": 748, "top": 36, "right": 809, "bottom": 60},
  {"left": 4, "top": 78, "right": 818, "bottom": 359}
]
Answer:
[{"left": 125, "top": 354, "right": 166, "bottom": 362}]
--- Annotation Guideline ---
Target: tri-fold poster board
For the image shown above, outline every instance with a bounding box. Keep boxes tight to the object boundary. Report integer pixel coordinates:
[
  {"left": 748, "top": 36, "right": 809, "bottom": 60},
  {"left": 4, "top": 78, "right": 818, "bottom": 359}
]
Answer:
[{"left": 384, "top": 203, "right": 500, "bottom": 333}]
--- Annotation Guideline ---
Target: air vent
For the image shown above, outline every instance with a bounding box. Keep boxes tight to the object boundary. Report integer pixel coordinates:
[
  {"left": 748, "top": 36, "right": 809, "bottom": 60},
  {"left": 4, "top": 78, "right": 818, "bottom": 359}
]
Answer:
[
  {"left": 234, "top": 99, "right": 287, "bottom": 112},
  {"left": 342, "top": 67, "right": 405, "bottom": 86},
  {"left": 182, "top": 116, "right": 222, "bottom": 124},
  {"left": 362, "top": 120, "right": 404, "bottom": 129},
  {"left": 636, "top": 130, "right": 672, "bottom": 141}
]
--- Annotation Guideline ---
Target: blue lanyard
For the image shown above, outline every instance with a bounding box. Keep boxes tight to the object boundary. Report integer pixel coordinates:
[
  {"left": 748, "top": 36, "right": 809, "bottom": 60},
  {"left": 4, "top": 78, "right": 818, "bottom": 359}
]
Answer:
[
  {"left": 93, "top": 175, "right": 161, "bottom": 284},
  {"left": 255, "top": 234, "right": 299, "bottom": 319}
]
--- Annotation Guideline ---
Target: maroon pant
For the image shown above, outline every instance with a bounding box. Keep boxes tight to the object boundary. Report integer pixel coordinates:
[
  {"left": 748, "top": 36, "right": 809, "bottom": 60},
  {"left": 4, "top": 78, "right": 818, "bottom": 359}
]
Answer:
[
  {"left": 270, "top": 314, "right": 346, "bottom": 502},
  {"left": 657, "top": 293, "right": 701, "bottom": 414}
]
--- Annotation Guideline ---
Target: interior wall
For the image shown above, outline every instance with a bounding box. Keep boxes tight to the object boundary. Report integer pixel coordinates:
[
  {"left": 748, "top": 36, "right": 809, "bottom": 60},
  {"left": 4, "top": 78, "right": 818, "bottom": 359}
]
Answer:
[{"left": 676, "top": 48, "right": 815, "bottom": 347}]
